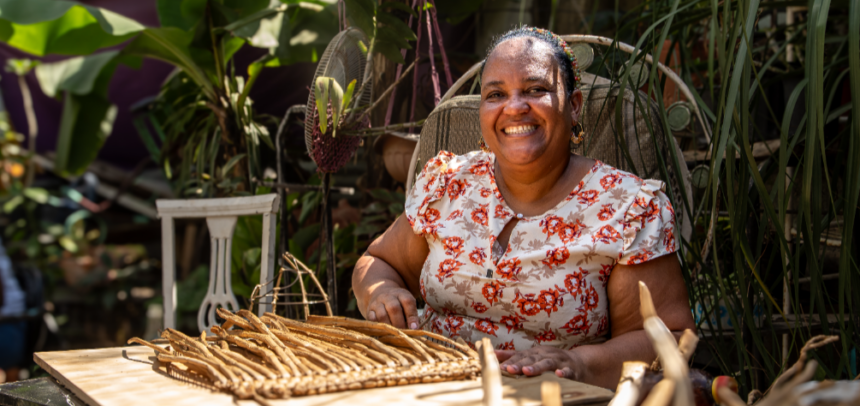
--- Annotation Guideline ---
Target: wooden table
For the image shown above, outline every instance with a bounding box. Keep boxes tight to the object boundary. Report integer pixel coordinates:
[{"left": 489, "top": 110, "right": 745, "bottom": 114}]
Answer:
[{"left": 34, "top": 346, "right": 613, "bottom": 406}]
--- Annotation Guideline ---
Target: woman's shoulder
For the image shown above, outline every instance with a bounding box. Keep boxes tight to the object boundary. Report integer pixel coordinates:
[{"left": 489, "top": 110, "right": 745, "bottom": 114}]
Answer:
[{"left": 590, "top": 161, "right": 667, "bottom": 194}]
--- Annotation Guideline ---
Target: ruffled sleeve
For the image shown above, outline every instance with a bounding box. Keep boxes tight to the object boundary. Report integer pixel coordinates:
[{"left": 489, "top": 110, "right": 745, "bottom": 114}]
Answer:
[
  {"left": 618, "top": 179, "right": 678, "bottom": 265},
  {"left": 404, "top": 151, "right": 456, "bottom": 236}
]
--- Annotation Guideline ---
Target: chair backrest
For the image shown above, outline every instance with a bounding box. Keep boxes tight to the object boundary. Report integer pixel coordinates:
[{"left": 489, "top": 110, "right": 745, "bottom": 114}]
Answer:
[
  {"left": 156, "top": 194, "right": 279, "bottom": 333},
  {"left": 406, "top": 72, "right": 693, "bottom": 240}
]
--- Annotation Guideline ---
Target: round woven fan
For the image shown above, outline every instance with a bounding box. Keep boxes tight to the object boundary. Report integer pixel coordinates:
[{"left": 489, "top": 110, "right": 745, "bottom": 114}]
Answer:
[{"left": 304, "top": 28, "right": 372, "bottom": 173}]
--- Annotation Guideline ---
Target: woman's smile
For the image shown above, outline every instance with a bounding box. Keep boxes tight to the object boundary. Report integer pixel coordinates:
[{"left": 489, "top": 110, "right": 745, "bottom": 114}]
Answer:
[{"left": 502, "top": 124, "right": 539, "bottom": 136}]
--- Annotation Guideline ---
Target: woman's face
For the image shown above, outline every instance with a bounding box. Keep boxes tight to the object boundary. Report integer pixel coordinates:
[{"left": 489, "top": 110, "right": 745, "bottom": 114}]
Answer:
[{"left": 479, "top": 37, "right": 582, "bottom": 167}]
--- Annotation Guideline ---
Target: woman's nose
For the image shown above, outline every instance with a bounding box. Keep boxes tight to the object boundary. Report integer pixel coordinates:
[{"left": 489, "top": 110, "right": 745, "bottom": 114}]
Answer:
[{"left": 502, "top": 94, "right": 529, "bottom": 115}]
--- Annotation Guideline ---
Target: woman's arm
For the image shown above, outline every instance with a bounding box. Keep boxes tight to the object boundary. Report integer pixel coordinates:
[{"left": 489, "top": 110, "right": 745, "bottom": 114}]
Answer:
[
  {"left": 352, "top": 214, "right": 429, "bottom": 329},
  {"left": 496, "top": 253, "right": 695, "bottom": 389}
]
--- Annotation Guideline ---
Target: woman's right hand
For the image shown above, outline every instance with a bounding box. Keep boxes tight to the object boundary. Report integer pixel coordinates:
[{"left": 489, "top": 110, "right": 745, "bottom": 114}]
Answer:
[{"left": 365, "top": 286, "right": 421, "bottom": 330}]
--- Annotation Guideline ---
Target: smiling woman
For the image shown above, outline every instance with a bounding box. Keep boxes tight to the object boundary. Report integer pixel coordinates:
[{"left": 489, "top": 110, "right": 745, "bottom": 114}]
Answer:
[{"left": 351, "top": 26, "right": 696, "bottom": 390}]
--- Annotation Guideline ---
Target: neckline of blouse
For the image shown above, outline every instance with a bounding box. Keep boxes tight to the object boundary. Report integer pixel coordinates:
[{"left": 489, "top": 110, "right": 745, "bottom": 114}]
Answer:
[{"left": 485, "top": 151, "right": 603, "bottom": 222}]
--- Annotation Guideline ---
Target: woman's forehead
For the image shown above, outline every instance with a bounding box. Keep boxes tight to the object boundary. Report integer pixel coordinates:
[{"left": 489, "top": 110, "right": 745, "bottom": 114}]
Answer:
[{"left": 483, "top": 38, "right": 559, "bottom": 83}]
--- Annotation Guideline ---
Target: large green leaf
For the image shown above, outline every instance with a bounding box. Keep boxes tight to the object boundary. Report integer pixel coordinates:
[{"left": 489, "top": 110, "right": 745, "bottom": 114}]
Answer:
[
  {"left": 156, "top": 0, "right": 206, "bottom": 31},
  {"left": 0, "top": 1, "right": 143, "bottom": 56},
  {"left": 34, "top": 50, "right": 119, "bottom": 97},
  {"left": 344, "top": 0, "right": 375, "bottom": 39},
  {"left": 122, "top": 27, "right": 215, "bottom": 100},
  {"left": 55, "top": 92, "right": 117, "bottom": 175}
]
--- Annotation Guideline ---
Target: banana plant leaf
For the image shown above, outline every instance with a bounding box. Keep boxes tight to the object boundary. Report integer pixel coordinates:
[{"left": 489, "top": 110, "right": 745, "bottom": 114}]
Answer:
[{"left": 0, "top": 0, "right": 143, "bottom": 56}]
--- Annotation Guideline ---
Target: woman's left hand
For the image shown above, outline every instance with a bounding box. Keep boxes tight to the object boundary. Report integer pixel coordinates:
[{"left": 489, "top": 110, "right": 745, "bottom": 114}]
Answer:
[{"left": 495, "top": 346, "right": 589, "bottom": 380}]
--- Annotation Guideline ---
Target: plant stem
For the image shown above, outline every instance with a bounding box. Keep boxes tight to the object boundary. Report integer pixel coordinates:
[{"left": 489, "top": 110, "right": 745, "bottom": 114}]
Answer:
[
  {"left": 342, "top": 119, "right": 425, "bottom": 137},
  {"left": 358, "top": 59, "right": 417, "bottom": 123},
  {"left": 18, "top": 74, "right": 37, "bottom": 186}
]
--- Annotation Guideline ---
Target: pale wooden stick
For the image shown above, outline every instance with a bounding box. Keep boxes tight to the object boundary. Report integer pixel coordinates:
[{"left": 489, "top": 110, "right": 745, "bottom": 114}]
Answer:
[
  {"left": 639, "top": 282, "right": 694, "bottom": 406},
  {"left": 541, "top": 381, "right": 562, "bottom": 406},
  {"left": 608, "top": 361, "right": 648, "bottom": 406},
  {"left": 477, "top": 338, "right": 502, "bottom": 406}
]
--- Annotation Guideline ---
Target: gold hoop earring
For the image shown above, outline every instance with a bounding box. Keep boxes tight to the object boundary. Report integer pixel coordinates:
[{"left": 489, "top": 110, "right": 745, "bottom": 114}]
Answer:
[
  {"left": 479, "top": 137, "right": 491, "bottom": 153},
  {"left": 571, "top": 122, "right": 585, "bottom": 145}
]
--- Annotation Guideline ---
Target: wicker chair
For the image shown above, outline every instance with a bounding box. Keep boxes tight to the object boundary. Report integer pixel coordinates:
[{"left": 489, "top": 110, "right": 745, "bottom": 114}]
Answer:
[{"left": 405, "top": 71, "right": 694, "bottom": 240}]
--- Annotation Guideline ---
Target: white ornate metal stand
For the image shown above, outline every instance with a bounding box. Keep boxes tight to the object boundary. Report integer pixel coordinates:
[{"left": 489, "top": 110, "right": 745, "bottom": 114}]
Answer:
[{"left": 156, "top": 194, "right": 279, "bottom": 332}]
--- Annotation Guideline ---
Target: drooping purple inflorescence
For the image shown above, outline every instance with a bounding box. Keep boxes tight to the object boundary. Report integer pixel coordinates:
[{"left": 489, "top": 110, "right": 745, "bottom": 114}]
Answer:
[{"left": 310, "top": 105, "right": 368, "bottom": 173}]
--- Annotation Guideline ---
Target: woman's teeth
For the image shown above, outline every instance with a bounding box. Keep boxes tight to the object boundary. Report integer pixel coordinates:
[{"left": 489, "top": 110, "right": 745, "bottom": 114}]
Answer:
[{"left": 504, "top": 125, "right": 536, "bottom": 135}]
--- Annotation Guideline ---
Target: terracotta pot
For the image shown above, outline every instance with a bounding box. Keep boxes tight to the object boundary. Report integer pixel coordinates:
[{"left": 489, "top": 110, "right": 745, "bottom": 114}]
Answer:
[{"left": 380, "top": 135, "right": 417, "bottom": 183}]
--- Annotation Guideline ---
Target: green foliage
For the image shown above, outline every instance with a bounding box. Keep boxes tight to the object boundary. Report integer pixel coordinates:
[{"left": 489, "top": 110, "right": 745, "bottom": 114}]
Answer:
[{"left": 594, "top": 0, "right": 860, "bottom": 393}]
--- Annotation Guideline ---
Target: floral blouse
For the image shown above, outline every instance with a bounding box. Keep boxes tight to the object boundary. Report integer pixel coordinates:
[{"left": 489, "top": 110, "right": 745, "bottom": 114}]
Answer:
[{"left": 405, "top": 150, "right": 678, "bottom": 351}]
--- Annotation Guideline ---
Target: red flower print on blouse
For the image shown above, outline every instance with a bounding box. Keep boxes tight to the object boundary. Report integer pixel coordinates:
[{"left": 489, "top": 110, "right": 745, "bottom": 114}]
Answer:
[
  {"left": 597, "top": 264, "right": 612, "bottom": 288},
  {"left": 471, "top": 204, "right": 489, "bottom": 226},
  {"left": 627, "top": 249, "right": 654, "bottom": 264},
  {"left": 537, "top": 285, "right": 565, "bottom": 316},
  {"left": 446, "top": 209, "right": 463, "bottom": 221},
  {"left": 593, "top": 225, "right": 622, "bottom": 244},
  {"left": 436, "top": 259, "right": 464, "bottom": 282},
  {"left": 471, "top": 302, "right": 488, "bottom": 313},
  {"left": 496, "top": 340, "right": 516, "bottom": 350},
  {"left": 534, "top": 329, "right": 557, "bottom": 344},
  {"left": 420, "top": 222, "right": 443, "bottom": 240},
  {"left": 444, "top": 316, "right": 465, "bottom": 337},
  {"left": 423, "top": 174, "right": 438, "bottom": 193},
  {"left": 482, "top": 280, "right": 506, "bottom": 304},
  {"left": 642, "top": 200, "right": 660, "bottom": 223},
  {"left": 541, "top": 247, "right": 570, "bottom": 269},
  {"left": 469, "top": 247, "right": 487, "bottom": 266},
  {"left": 540, "top": 215, "right": 564, "bottom": 237},
  {"left": 513, "top": 291, "right": 541, "bottom": 316},
  {"left": 479, "top": 187, "right": 492, "bottom": 198},
  {"left": 600, "top": 173, "right": 622, "bottom": 190},
  {"left": 442, "top": 236, "right": 465, "bottom": 258},
  {"left": 558, "top": 219, "right": 586, "bottom": 244},
  {"left": 565, "top": 181, "right": 586, "bottom": 201},
  {"left": 577, "top": 190, "right": 600, "bottom": 206},
  {"left": 500, "top": 314, "right": 525, "bottom": 333},
  {"left": 423, "top": 207, "right": 441, "bottom": 223},
  {"left": 633, "top": 196, "right": 647, "bottom": 208},
  {"left": 475, "top": 318, "right": 499, "bottom": 337},
  {"left": 564, "top": 269, "right": 589, "bottom": 300},
  {"left": 495, "top": 257, "right": 522, "bottom": 281},
  {"left": 469, "top": 160, "right": 492, "bottom": 176},
  {"left": 494, "top": 205, "right": 512, "bottom": 218},
  {"left": 663, "top": 228, "right": 676, "bottom": 251},
  {"left": 577, "top": 284, "right": 599, "bottom": 312},
  {"left": 562, "top": 314, "right": 592, "bottom": 336},
  {"left": 446, "top": 179, "right": 470, "bottom": 201},
  {"left": 492, "top": 186, "right": 503, "bottom": 200},
  {"left": 597, "top": 204, "right": 616, "bottom": 221}
]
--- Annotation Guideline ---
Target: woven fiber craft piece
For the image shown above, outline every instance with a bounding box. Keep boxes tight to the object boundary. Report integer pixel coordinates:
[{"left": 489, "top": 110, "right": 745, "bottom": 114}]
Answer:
[{"left": 127, "top": 309, "right": 480, "bottom": 404}]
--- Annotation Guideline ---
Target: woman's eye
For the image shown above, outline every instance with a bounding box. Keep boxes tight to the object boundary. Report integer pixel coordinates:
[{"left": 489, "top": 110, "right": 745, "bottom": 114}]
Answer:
[
  {"left": 527, "top": 87, "right": 547, "bottom": 94},
  {"left": 487, "top": 92, "right": 502, "bottom": 98}
]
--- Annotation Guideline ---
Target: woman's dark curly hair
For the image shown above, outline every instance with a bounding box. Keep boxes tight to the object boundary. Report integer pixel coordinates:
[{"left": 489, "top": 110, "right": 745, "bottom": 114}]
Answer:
[{"left": 481, "top": 26, "right": 580, "bottom": 96}]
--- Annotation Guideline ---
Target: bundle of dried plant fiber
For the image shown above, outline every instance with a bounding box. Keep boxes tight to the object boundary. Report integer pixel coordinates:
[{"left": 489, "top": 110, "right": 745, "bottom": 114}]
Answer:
[{"left": 127, "top": 309, "right": 479, "bottom": 405}]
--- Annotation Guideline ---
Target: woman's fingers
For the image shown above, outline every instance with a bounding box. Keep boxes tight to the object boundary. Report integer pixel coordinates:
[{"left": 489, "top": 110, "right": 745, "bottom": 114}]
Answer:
[
  {"left": 555, "top": 366, "right": 575, "bottom": 379},
  {"left": 397, "top": 293, "right": 421, "bottom": 330},
  {"left": 521, "top": 358, "right": 558, "bottom": 376},
  {"left": 382, "top": 295, "right": 407, "bottom": 328},
  {"left": 369, "top": 301, "right": 392, "bottom": 325}
]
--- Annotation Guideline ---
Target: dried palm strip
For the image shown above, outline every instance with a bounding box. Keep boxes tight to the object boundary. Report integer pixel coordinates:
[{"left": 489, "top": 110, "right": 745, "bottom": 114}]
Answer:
[
  {"left": 402, "top": 329, "right": 478, "bottom": 358},
  {"left": 210, "top": 346, "right": 267, "bottom": 381},
  {"left": 415, "top": 336, "right": 468, "bottom": 361},
  {"left": 264, "top": 312, "right": 410, "bottom": 366},
  {"left": 340, "top": 341, "right": 397, "bottom": 366},
  {"left": 217, "top": 307, "right": 256, "bottom": 331},
  {"left": 286, "top": 332, "right": 369, "bottom": 370},
  {"left": 157, "top": 353, "right": 229, "bottom": 388},
  {"left": 231, "top": 311, "right": 312, "bottom": 376},
  {"left": 127, "top": 337, "right": 171, "bottom": 355},
  {"left": 607, "top": 361, "right": 648, "bottom": 406},
  {"left": 279, "top": 342, "right": 338, "bottom": 373},
  {"left": 376, "top": 335, "right": 438, "bottom": 363},
  {"left": 165, "top": 328, "right": 215, "bottom": 358},
  {"left": 307, "top": 316, "right": 437, "bottom": 364},
  {"left": 217, "top": 346, "right": 278, "bottom": 380},
  {"left": 262, "top": 320, "right": 355, "bottom": 372},
  {"left": 640, "top": 379, "right": 675, "bottom": 406},
  {"left": 228, "top": 329, "right": 313, "bottom": 375},
  {"left": 476, "top": 338, "right": 502, "bottom": 406},
  {"left": 211, "top": 326, "right": 291, "bottom": 378}
]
